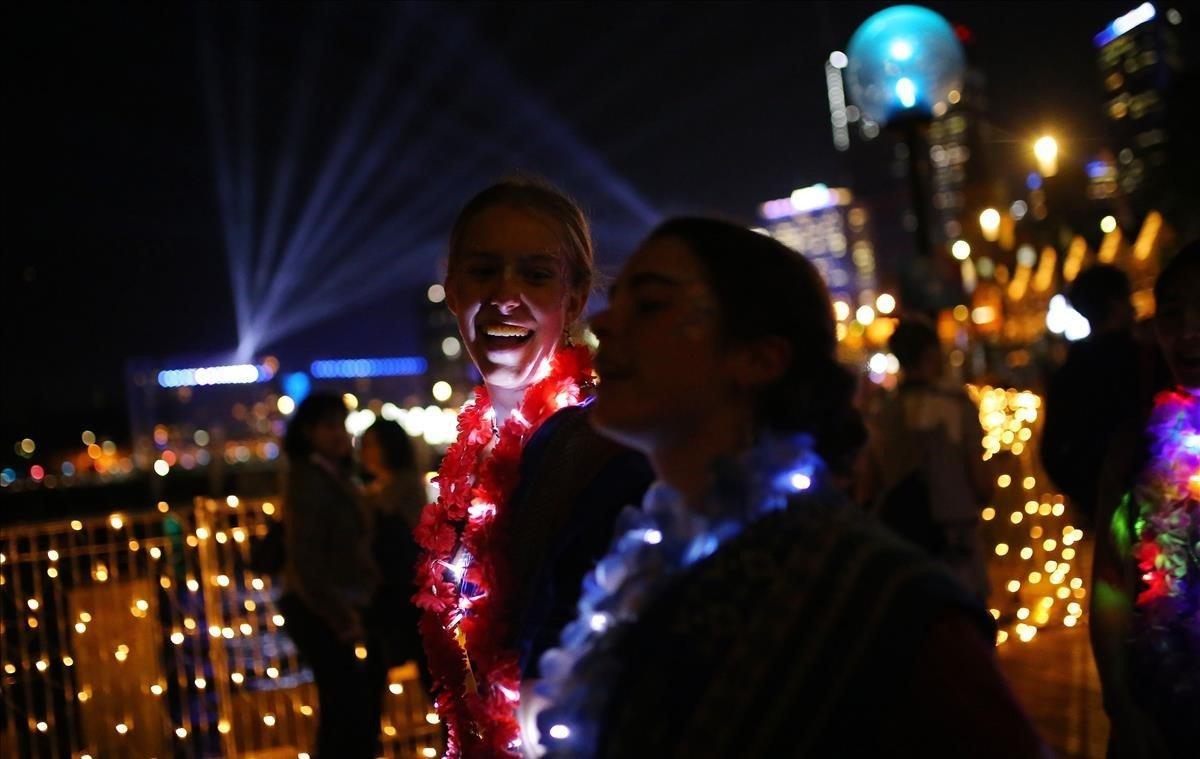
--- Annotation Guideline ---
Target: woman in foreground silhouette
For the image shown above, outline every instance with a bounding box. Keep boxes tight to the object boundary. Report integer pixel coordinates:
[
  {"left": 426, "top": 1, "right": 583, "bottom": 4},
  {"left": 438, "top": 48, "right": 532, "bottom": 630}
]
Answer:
[{"left": 524, "top": 217, "right": 1045, "bottom": 758}]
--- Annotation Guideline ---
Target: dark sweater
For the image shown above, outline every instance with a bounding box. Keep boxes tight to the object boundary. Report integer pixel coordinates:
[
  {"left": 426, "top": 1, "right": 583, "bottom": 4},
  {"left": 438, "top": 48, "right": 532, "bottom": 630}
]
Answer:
[
  {"left": 282, "top": 456, "right": 379, "bottom": 637},
  {"left": 600, "top": 497, "right": 1045, "bottom": 757},
  {"left": 504, "top": 401, "right": 655, "bottom": 676}
]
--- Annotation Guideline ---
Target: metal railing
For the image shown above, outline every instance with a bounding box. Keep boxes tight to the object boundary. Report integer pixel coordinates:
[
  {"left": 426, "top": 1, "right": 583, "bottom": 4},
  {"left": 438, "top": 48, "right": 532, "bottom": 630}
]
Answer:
[{"left": 1, "top": 497, "right": 443, "bottom": 758}]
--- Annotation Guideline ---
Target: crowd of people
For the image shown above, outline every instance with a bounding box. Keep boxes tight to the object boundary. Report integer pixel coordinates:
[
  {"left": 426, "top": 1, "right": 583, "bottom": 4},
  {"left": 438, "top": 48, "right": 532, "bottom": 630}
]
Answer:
[{"left": 273, "top": 177, "right": 1197, "bottom": 758}]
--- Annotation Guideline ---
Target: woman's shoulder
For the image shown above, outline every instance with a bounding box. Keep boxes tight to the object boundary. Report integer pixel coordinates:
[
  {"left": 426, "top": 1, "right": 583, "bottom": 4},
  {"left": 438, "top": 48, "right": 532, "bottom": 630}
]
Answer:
[
  {"left": 605, "top": 495, "right": 991, "bottom": 756},
  {"left": 527, "top": 400, "right": 595, "bottom": 449},
  {"left": 286, "top": 457, "right": 357, "bottom": 505},
  {"left": 692, "top": 496, "right": 986, "bottom": 632},
  {"left": 523, "top": 400, "right": 642, "bottom": 477}
]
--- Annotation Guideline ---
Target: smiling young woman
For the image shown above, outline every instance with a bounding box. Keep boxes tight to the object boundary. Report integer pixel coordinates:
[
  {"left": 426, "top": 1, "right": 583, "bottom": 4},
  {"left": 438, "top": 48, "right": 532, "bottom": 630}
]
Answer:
[{"left": 412, "top": 178, "right": 651, "bottom": 756}]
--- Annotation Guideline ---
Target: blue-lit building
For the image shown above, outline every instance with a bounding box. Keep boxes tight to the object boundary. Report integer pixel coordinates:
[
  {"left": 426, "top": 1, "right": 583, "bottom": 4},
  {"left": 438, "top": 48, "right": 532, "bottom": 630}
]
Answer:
[{"left": 759, "top": 184, "right": 878, "bottom": 308}]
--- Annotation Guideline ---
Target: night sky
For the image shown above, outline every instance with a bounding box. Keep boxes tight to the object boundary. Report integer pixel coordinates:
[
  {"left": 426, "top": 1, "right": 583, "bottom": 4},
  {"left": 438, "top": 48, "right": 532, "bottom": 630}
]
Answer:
[{"left": 4, "top": 0, "right": 1139, "bottom": 452}]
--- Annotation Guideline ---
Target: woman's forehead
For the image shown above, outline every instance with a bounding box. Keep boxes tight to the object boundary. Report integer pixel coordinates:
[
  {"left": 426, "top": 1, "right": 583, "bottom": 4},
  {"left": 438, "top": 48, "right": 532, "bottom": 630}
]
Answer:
[
  {"left": 622, "top": 237, "right": 702, "bottom": 279},
  {"left": 459, "top": 204, "right": 564, "bottom": 254}
]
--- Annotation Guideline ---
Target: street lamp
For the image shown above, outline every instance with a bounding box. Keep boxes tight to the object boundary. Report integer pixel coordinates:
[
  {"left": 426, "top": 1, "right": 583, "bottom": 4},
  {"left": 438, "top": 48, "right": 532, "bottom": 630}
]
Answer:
[
  {"left": 845, "top": 6, "right": 966, "bottom": 127},
  {"left": 979, "top": 208, "right": 1001, "bottom": 242},
  {"left": 1034, "top": 136, "right": 1059, "bottom": 177},
  {"left": 845, "top": 5, "right": 965, "bottom": 311}
]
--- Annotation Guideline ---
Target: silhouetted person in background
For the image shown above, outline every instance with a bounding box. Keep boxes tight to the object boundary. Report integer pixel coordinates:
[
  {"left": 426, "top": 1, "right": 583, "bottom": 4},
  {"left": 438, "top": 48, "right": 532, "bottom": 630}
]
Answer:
[
  {"left": 360, "top": 419, "right": 429, "bottom": 687},
  {"left": 1041, "top": 265, "right": 1142, "bottom": 524},
  {"left": 279, "top": 393, "right": 385, "bottom": 758},
  {"left": 861, "top": 317, "right": 993, "bottom": 600}
]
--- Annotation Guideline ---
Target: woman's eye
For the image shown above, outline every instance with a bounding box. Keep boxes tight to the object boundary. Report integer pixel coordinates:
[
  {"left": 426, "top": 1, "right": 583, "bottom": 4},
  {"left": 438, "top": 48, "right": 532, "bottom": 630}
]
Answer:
[
  {"left": 633, "top": 299, "right": 668, "bottom": 315},
  {"left": 523, "top": 268, "right": 556, "bottom": 283},
  {"left": 468, "top": 266, "right": 499, "bottom": 279}
]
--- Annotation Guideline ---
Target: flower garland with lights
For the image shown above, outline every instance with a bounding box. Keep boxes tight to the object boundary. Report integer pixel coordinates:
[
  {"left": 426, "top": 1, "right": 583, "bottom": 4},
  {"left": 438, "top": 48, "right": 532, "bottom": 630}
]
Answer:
[
  {"left": 413, "top": 344, "right": 593, "bottom": 757},
  {"left": 531, "top": 434, "right": 827, "bottom": 757},
  {"left": 1127, "top": 388, "right": 1200, "bottom": 682}
]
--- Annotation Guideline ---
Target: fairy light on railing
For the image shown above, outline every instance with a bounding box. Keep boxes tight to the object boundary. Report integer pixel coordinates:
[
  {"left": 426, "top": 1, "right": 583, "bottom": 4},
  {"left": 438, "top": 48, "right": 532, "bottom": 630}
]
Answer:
[
  {"left": 969, "top": 385, "right": 1089, "bottom": 646},
  {"left": 0, "top": 499, "right": 443, "bottom": 757}
]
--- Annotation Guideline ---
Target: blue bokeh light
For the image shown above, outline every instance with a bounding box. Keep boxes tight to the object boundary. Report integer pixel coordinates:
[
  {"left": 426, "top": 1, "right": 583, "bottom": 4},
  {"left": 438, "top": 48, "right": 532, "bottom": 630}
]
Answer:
[
  {"left": 282, "top": 371, "right": 312, "bottom": 404},
  {"left": 309, "top": 356, "right": 427, "bottom": 379},
  {"left": 845, "top": 5, "right": 965, "bottom": 124}
]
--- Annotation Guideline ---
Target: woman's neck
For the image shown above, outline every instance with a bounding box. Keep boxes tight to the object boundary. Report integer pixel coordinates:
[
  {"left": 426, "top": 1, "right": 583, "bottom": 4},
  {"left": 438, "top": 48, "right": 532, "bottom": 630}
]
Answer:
[
  {"left": 649, "top": 405, "right": 753, "bottom": 512},
  {"left": 486, "top": 383, "right": 527, "bottom": 429}
]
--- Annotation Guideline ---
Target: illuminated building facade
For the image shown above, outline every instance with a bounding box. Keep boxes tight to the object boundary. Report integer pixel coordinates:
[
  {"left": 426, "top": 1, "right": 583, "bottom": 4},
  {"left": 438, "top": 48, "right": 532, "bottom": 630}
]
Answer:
[
  {"left": 926, "top": 63, "right": 994, "bottom": 249},
  {"left": 421, "top": 282, "right": 473, "bottom": 391},
  {"left": 1086, "top": 151, "right": 1121, "bottom": 201},
  {"left": 1094, "top": 3, "right": 1185, "bottom": 221},
  {"left": 759, "top": 184, "right": 878, "bottom": 307}
]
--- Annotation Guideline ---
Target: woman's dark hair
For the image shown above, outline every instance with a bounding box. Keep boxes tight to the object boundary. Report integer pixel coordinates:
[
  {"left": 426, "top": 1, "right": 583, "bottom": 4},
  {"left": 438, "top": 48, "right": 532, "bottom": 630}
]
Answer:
[
  {"left": 282, "top": 392, "right": 348, "bottom": 461},
  {"left": 1154, "top": 239, "right": 1200, "bottom": 302},
  {"left": 362, "top": 420, "right": 417, "bottom": 472},
  {"left": 889, "top": 317, "right": 940, "bottom": 371},
  {"left": 646, "top": 217, "right": 866, "bottom": 475},
  {"left": 448, "top": 175, "right": 596, "bottom": 298}
]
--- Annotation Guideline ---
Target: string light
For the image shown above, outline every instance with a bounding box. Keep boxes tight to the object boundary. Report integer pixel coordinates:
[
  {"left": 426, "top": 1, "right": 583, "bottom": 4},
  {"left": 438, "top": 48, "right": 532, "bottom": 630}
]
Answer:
[
  {"left": 968, "top": 384, "right": 1089, "bottom": 646},
  {"left": 2, "top": 499, "right": 442, "bottom": 755}
]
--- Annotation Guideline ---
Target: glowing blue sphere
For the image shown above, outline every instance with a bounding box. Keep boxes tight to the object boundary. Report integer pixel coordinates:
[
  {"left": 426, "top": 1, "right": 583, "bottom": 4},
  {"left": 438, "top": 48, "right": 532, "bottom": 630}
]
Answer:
[{"left": 845, "top": 5, "right": 965, "bottom": 125}]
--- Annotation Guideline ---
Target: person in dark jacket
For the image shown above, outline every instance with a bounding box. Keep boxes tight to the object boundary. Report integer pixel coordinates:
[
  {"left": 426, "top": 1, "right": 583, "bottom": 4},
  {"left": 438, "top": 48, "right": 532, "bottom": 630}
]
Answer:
[
  {"left": 360, "top": 419, "right": 429, "bottom": 684},
  {"left": 279, "top": 393, "right": 384, "bottom": 759},
  {"left": 1091, "top": 243, "right": 1200, "bottom": 758},
  {"left": 1041, "top": 265, "right": 1144, "bottom": 523}
]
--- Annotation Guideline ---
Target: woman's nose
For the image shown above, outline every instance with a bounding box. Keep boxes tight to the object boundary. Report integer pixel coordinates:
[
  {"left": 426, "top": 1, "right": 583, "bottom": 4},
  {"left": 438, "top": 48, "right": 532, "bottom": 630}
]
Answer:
[{"left": 490, "top": 269, "right": 523, "bottom": 313}]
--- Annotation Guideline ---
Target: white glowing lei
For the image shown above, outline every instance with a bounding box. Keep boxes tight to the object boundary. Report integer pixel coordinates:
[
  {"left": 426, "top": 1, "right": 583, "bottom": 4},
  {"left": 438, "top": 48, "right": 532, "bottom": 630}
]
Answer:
[{"left": 530, "top": 434, "right": 827, "bottom": 757}]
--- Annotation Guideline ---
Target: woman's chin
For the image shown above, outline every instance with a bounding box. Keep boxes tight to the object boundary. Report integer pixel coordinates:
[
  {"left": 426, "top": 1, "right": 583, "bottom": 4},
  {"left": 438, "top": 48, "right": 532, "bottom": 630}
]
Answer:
[
  {"left": 477, "top": 342, "right": 560, "bottom": 390},
  {"left": 481, "top": 367, "right": 530, "bottom": 391}
]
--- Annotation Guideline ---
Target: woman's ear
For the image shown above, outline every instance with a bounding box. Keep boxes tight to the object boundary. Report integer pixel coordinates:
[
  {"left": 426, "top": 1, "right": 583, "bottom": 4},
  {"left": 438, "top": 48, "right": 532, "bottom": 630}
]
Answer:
[
  {"left": 564, "top": 287, "right": 587, "bottom": 331},
  {"left": 732, "top": 336, "right": 792, "bottom": 390}
]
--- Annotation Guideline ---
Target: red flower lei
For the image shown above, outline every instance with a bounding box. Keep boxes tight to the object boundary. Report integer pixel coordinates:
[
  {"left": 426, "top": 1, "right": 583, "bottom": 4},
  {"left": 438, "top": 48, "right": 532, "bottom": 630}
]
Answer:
[{"left": 413, "top": 345, "right": 593, "bottom": 757}]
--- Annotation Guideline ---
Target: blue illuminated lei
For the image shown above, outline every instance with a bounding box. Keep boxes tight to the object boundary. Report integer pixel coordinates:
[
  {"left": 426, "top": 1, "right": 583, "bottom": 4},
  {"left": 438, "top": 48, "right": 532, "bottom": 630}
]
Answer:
[{"left": 531, "top": 434, "right": 828, "bottom": 757}]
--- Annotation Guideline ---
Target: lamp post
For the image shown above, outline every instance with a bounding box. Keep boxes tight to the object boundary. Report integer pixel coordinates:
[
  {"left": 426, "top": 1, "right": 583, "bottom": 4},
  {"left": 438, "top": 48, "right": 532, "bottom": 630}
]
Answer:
[
  {"left": 979, "top": 207, "right": 1002, "bottom": 242},
  {"left": 1034, "top": 135, "right": 1059, "bottom": 178},
  {"left": 845, "top": 5, "right": 966, "bottom": 309}
]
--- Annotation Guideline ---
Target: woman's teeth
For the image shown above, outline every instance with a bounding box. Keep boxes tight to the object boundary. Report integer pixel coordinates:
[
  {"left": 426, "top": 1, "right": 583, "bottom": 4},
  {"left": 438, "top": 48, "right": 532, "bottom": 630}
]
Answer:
[{"left": 483, "top": 325, "right": 532, "bottom": 338}]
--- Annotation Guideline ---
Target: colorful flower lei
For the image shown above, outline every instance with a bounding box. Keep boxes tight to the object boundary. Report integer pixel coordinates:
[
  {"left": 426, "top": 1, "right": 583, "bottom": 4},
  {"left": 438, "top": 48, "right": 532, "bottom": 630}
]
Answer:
[
  {"left": 531, "top": 434, "right": 829, "bottom": 757},
  {"left": 413, "top": 344, "right": 593, "bottom": 757},
  {"left": 1129, "top": 389, "right": 1200, "bottom": 642}
]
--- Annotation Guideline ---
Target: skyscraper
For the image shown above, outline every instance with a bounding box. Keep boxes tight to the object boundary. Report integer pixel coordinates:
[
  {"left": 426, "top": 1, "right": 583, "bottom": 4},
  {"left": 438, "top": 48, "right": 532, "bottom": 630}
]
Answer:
[
  {"left": 759, "top": 184, "right": 877, "bottom": 308},
  {"left": 1094, "top": 3, "right": 1187, "bottom": 226}
]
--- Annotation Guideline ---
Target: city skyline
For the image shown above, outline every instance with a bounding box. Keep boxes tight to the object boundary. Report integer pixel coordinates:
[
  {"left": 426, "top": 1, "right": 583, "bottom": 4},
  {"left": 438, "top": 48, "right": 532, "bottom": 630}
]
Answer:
[{"left": 2, "top": 1, "right": 1177, "bottom": 453}]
